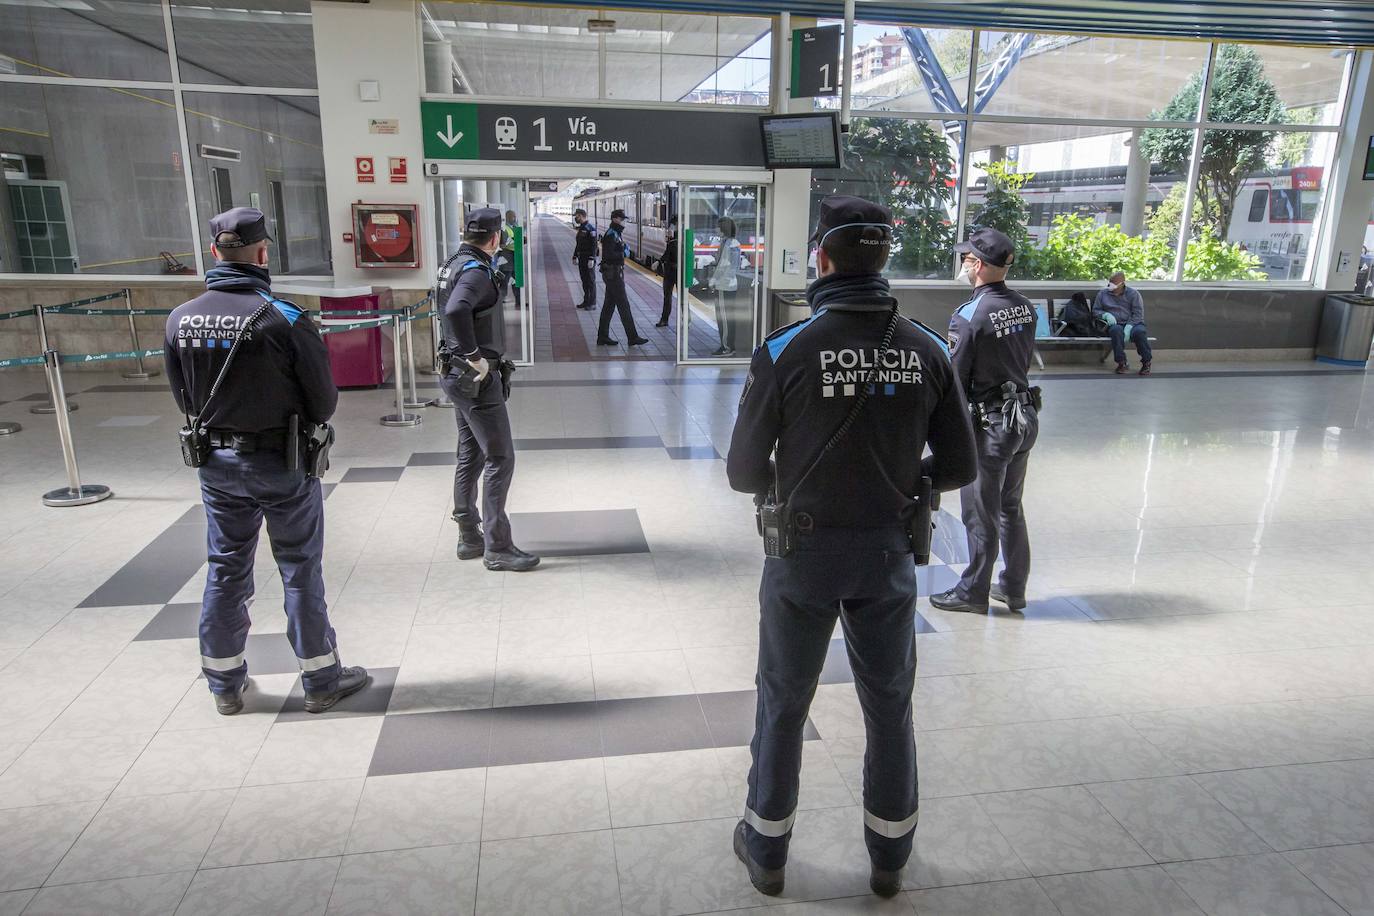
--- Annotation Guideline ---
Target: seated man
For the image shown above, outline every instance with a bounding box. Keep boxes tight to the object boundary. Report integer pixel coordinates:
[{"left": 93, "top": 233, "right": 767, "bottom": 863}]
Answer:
[{"left": 1094, "top": 272, "right": 1152, "bottom": 376}]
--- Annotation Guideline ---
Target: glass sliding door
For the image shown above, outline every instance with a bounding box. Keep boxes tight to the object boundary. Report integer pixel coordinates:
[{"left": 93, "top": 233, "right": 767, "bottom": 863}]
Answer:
[{"left": 677, "top": 182, "right": 766, "bottom": 363}]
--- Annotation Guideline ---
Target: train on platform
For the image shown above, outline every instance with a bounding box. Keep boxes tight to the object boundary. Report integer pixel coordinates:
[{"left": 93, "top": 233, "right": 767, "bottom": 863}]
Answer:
[{"left": 571, "top": 181, "right": 763, "bottom": 273}]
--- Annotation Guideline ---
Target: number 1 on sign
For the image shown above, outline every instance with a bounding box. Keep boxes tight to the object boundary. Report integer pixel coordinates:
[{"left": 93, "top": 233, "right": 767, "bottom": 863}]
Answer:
[
  {"left": 819, "top": 63, "right": 833, "bottom": 93},
  {"left": 533, "top": 117, "right": 553, "bottom": 152}
]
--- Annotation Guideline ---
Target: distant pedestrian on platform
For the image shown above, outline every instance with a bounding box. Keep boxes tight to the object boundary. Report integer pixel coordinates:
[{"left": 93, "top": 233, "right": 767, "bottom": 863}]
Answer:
[
  {"left": 572, "top": 208, "right": 597, "bottom": 310},
  {"left": 596, "top": 208, "right": 650, "bottom": 348},
  {"left": 657, "top": 215, "right": 679, "bottom": 328}
]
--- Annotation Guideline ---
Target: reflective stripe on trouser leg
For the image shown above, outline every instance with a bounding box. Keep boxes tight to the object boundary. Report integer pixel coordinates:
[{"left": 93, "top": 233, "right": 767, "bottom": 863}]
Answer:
[
  {"left": 201, "top": 654, "right": 246, "bottom": 672},
  {"left": 298, "top": 648, "right": 339, "bottom": 672},
  {"left": 744, "top": 806, "right": 796, "bottom": 839},
  {"left": 864, "top": 807, "right": 919, "bottom": 840}
]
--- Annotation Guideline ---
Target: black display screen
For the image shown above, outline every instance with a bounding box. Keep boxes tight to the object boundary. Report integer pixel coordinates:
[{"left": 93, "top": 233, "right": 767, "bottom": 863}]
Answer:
[{"left": 759, "top": 114, "right": 842, "bottom": 169}]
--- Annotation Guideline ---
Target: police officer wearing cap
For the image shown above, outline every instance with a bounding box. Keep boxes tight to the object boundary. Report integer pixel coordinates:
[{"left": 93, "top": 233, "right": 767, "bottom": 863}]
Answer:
[
  {"left": 572, "top": 208, "right": 597, "bottom": 310},
  {"left": 727, "top": 196, "right": 977, "bottom": 898},
  {"left": 437, "top": 207, "right": 540, "bottom": 572},
  {"left": 596, "top": 208, "right": 649, "bottom": 347},
  {"left": 929, "top": 227, "right": 1041, "bottom": 615},
  {"left": 164, "top": 208, "right": 368, "bottom": 716}
]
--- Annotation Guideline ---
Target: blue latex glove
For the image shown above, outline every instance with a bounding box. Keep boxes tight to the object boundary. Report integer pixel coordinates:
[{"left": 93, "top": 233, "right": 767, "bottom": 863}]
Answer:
[
  {"left": 1100, "top": 312, "right": 1117, "bottom": 327},
  {"left": 1123, "top": 323, "right": 1134, "bottom": 340}
]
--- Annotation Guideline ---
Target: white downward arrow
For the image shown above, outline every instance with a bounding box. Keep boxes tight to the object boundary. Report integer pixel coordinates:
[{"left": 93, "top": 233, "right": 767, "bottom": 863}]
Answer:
[{"left": 436, "top": 114, "right": 463, "bottom": 148}]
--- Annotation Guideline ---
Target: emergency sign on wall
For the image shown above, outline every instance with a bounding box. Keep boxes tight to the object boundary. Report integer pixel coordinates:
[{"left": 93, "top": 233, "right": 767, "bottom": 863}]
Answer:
[{"left": 352, "top": 202, "right": 420, "bottom": 269}]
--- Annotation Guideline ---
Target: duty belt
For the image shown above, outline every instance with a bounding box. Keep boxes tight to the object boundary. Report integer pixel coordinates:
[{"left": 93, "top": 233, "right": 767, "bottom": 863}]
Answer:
[{"left": 206, "top": 429, "right": 288, "bottom": 452}]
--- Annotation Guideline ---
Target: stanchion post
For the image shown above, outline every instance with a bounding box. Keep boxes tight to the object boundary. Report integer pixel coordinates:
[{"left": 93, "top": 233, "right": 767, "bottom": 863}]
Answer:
[
  {"left": 33, "top": 306, "right": 112, "bottom": 507},
  {"left": 428, "top": 306, "right": 456, "bottom": 408},
  {"left": 29, "top": 304, "right": 77, "bottom": 415},
  {"left": 121, "top": 287, "right": 158, "bottom": 380},
  {"left": 380, "top": 315, "right": 422, "bottom": 427},
  {"left": 402, "top": 305, "right": 427, "bottom": 410}
]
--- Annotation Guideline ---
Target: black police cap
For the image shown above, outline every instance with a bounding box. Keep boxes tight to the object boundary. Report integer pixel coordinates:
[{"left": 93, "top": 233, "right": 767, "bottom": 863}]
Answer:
[
  {"left": 466, "top": 207, "right": 503, "bottom": 233},
  {"left": 209, "top": 207, "right": 272, "bottom": 249},
  {"left": 609, "top": 208, "right": 627, "bottom": 220},
  {"left": 955, "top": 227, "right": 1015, "bottom": 268},
  {"left": 809, "top": 195, "right": 892, "bottom": 248}
]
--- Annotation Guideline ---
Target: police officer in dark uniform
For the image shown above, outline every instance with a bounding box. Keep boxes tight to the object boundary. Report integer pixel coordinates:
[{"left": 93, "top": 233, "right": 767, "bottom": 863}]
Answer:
[
  {"left": 164, "top": 207, "right": 368, "bottom": 716},
  {"left": 727, "top": 196, "right": 978, "bottom": 898},
  {"left": 572, "top": 208, "right": 597, "bottom": 310},
  {"left": 929, "top": 228, "right": 1041, "bottom": 615},
  {"left": 596, "top": 208, "right": 649, "bottom": 347},
  {"left": 438, "top": 207, "right": 540, "bottom": 572},
  {"left": 656, "top": 214, "right": 679, "bottom": 328}
]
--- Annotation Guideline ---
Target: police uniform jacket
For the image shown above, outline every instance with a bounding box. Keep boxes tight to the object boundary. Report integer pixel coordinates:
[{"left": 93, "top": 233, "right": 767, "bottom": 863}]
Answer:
[
  {"left": 947, "top": 281, "right": 1036, "bottom": 404},
  {"left": 661, "top": 230, "right": 679, "bottom": 269},
  {"left": 440, "top": 243, "right": 506, "bottom": 360},
  {"left": 728, "top": 274, "right": 978, "bottom": 528},
  {"left": 164, "top": 262, "right": 337, "bottom": 431},
  {"left": 573, "top": 220, "right": 598, "bottom": 259},
  {"left": 600, "top": 224, "right": 628, "bottom": 269}
]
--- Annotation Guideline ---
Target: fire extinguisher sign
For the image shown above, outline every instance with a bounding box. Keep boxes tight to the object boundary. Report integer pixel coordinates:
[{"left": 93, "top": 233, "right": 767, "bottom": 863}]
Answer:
[{"left": 356, "top": 156, "right": 375, "bottom": 183}]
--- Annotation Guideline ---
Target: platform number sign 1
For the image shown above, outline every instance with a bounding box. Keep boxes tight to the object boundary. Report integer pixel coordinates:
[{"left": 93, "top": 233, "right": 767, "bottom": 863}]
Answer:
[{"left": 792, "top": 25, "right": 841, "bottom": 99}]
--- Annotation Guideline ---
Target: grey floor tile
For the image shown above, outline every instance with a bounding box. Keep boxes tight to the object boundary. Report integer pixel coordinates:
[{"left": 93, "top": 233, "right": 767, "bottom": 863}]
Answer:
[
  {"left": 613, "top": 817, "right": 768, "bottom": 915},
  {"left": 0, "top": 890, "right": 36, "bottom": 916},
  {"left": 1285, "top": 843, "right": 1374, "bottom": 916},
  {"left": 176, "top": 858, "right": 341, "bottom": 916},
  {"left": 191, "top": 632, "right": 302, "bottom": 679},
  {"left": 977, "top": 785, "right": 1154, "bottom": 876},
  {"left": 78, "top": 506, "right": 207, "bottom": 608},
  {"left": 698, "top": 688, "right": 818, "bottom": 748},
  {"left": 1037, "top": 866, "right": 1205, "bottom": 916},
  {"left": 328, "top": 844, "right": 478, "bottom": 916},
  {"left": 665, "top": 445, "right": 721, "bottom": 460},
  {"left": 276, "top": 666, "right": 399, "bottom": 721},
  {"left": 407, "top": 452, "right": 457, "bottom": 466},
  {"left": 509, "top": 508, "right": 649, "bottom": 557},
  {"left": 339, "top": 466, "right": 405, "bottom": 483},
  {"left": 1193, "top": 759, "right": 1374, "bottom": 850},
  {"left": 23, "top": 872, "right": 195, "bottom": 916},
  {"left": 133, "top": 603, "right": 205, "bottom": 641},
  {"left": 904, "top": 795, "right": 1029, "bottom": 890},
  {"left": 367, "top": 708, "right": 494, "bottom": 776},
  {"left": 597, "top": 693, "right": 713, "bottom": 757},
  {"left": 1165, "top": 853, "right": 1351, "bottom": 916},
  {"left": 486, "top": 700, "right": 603, "bottom": 767},
  {"left": 513, "top": 435, "right": 664, "bottom": 450}
]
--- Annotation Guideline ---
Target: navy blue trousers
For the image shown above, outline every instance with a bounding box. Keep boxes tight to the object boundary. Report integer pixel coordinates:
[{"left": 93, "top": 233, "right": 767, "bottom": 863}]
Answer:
[
  {"left": 956, "top": 409, "right": 1039, "bottom": 603},
  {"left": 1108, "top": 322, "right": 1152, "bottom": 365},
  {"left": 198, "top": 448, "right": 340, "bottom": 694},
  {"left": 444, "top": 373, "right": 515, "bottom": 552},
  {"left": 745, "top": 527, "right": 920, "bottom": 872}
]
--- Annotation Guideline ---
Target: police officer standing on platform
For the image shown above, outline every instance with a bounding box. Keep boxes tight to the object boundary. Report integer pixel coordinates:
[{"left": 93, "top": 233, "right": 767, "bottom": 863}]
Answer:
[
  {"left": 596, "top": 208, "right": 650, "bottom": 347},
  {"left": 727, "top": 196, "right": 977, "bottom": 898},
  {"left": 929, "top": 228, "right": 1041, "bottom": 615},
  {"left": 572, "top": 208, "right": 597, "bottom": 310},
  {"left": 164, "top": 207, "right": 368, "bottom": 715},
  {"left": 438, "top": 207, "right": 540, "bottom": 572},
  {"left": 656, "top": 214, "right": 679, "bottom": 328}
]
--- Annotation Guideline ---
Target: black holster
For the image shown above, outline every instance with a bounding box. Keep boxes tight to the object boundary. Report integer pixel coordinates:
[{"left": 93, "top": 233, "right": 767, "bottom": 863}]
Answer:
[
  {"left": 498, "top": 358, "right": 515, "bottom": 401},
  {"left": 908, "top": 476, "right": 936, "bottom": 566}
]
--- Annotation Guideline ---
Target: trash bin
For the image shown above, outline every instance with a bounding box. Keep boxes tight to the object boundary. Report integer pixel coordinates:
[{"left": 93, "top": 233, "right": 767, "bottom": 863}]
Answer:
[
  {"left": 770, "top": 290, "right": 809, "bottom": 334},
  {"left": 1315, "top": 293, "right": 1374, "bottom": 366}
]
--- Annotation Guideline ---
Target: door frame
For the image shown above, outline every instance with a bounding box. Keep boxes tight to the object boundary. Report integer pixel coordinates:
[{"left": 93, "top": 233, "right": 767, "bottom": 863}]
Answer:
[
  {"left": 425, "top": 164, "right": 774, "bottom": 367},
  {"left": 676, "top": 181, "right": 768, "bottom": 365}
]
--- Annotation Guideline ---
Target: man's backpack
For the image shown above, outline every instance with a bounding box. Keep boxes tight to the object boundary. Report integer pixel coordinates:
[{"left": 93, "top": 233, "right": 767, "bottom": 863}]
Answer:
[{"left": 1055, "top": 293, "right": 1101, "bottom": 337}]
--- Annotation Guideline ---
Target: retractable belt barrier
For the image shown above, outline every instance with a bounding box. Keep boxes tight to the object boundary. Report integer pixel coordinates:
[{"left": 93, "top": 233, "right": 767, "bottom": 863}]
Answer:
[{"left": 28, "top": 305, "right": 112, "bottom": 507}]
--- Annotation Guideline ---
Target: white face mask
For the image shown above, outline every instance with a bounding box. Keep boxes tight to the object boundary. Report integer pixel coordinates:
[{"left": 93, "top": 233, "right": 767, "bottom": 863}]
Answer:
[{"left": 959, "top": 260, "right": 977, "bottom": 287}]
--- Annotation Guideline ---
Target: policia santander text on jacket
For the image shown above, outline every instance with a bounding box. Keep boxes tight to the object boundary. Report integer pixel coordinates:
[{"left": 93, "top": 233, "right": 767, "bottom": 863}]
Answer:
[{"left": 726, "top": 196, "right": 978, "bottom": 900}]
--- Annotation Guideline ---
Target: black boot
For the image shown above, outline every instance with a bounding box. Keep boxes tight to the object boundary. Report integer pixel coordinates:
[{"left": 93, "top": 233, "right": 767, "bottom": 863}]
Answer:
[
  {"left": 304, "top": 666, "right": 370, "bottom": 714},
  {"left": 214, "top": 680, "right": 248, "bottom": 716},
  {"left": 453, "top": 514, "right": 484, "bottom": 560},
  {"left": 870, "top": 865, "right": 904, "bottom": 898},
  {"left": 990, "top": 584, "right": 1027, "bottom": 611},
  {"left": 484, "top": 546, "right": 541, "bottom": 572},
  {"left": 733, "top": 821, "right": 784, "bottom": 896}
]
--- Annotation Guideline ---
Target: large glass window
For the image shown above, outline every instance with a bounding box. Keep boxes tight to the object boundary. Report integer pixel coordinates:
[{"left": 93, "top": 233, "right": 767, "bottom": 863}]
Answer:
[
  {"left": 813, "top": 23, "right": 972, "bottom": 116},
  {"left": 0, "top": 83, "right": 193, "bottom": 275},
  {"left": 183, "top": 94, "right": 330, "bottom": 275},
  {"left": 0, "top": 0, "right": 171, "bottom": 81},
  {"left": 1207, "top": 44, "right": 1351, "bottom": 126},
  {"left": 810, "top": 117, "right": 960, "bottom": 280},
  {"left": 171, "top": 0, "right": 317, "bottom": 89},
  {"left": 420, "top": 2, "right": 770, "bottom": 105}
]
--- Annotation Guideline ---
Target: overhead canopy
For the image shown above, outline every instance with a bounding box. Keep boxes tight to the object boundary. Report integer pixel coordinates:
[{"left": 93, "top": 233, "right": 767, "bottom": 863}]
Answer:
[{"left": 520, "top": 0, "right": 1374, "bottom": 48}]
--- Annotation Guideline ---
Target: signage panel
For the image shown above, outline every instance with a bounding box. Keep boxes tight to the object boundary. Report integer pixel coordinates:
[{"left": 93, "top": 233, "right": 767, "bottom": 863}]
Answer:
[{"left": 791, "top": 25, "right": 841, "bottom": 99}]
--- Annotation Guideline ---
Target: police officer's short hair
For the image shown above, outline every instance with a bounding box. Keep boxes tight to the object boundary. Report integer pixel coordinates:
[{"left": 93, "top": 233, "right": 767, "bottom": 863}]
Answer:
[
  {"left": 574, "top": 208, "right": 587, "bottom": 217},
  {"left": 464, "top": 228, "right": 497, "bottom": 246}
]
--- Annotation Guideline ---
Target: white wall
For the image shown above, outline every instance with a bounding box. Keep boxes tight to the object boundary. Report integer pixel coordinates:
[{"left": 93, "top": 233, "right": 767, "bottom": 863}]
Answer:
[
  {"left": 311, "top": 0, "right": 429, "bottom": 290},
  {"left": 1318, "top": 51, "right": 1374, "bottom": 291},
  {"left": 767, "top": 17, "right": 818, "bottom": 297}
]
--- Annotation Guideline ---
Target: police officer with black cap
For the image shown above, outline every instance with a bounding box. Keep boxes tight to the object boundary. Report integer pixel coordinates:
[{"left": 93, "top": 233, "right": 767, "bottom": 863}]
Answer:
[
  {"left": 572, "top": 208, "right": 597, "bottom": 310},
  {"left": 437, "top": 207, "right": 540, "bottom": 572},
  {"left": 727, "top": 196, "right": 977, "bottom": 898},
  {"left": 596, "top": 208, "right": 649, "bottom": 347},
  {"left": 929, "top": 227, "right": 1041, "bottom": 615},
  {"left": 164, "top": 207, "right": 368, "bottom": 715}
]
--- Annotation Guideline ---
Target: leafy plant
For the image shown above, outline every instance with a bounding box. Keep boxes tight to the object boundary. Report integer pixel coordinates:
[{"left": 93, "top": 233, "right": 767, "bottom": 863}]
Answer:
[
  {"left": 966, "top": 160, "right": 1035, "bottom": 278},
  {"left": 1182, "top": 227, "right": 1267, "bottom": 280}
]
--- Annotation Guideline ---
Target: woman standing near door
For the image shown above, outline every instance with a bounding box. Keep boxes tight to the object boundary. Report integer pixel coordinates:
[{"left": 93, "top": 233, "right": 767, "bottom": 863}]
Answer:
[{"left": 710, "top": 217, "right": 745, "bottom": 356}]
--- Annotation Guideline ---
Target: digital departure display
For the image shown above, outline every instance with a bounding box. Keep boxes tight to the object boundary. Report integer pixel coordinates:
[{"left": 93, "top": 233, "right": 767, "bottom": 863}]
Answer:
[{"left": 759, "top": 114, "right": 842, "bottom": 169}]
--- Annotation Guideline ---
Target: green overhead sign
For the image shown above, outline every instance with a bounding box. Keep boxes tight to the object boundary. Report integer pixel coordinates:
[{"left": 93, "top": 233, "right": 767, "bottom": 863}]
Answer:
[{"left": 421, "top": 101, "right": 480, "bottom": 160}]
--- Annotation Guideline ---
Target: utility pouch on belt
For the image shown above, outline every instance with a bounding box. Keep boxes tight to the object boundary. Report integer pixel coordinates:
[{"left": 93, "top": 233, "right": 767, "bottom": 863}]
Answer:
[
  {"left": 908, "top": 477, "right": 936, "bottom": 566},
  {"left": 455, "top": 362, "right": 482, "bottom": 399},
  {"left": 178, "top": 301, "right": 270, "bottom": 468}
]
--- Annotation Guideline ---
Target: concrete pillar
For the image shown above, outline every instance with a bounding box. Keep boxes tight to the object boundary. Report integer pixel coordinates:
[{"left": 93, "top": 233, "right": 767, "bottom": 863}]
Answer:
[
  {"left": 423, "top": 39, "right": 455, "bottom": 94},
  {"left": 987, "top": 145, "right": 1006, "bottom": 164},
  {"left": 312, "top": 0, "right": 427, "bottom": 288},
  {"left": 1121, "top": 129, "right": 1149, "bottom": 236}
]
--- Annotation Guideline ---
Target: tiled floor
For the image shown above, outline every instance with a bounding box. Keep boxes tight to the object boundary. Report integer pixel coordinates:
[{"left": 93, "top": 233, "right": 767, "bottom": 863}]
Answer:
[{"left": 2, "top": 357, "right": 1374, "bottom": 914}]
